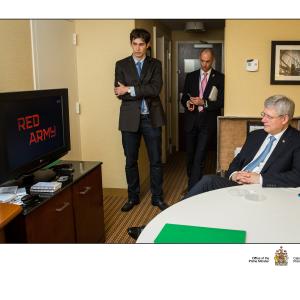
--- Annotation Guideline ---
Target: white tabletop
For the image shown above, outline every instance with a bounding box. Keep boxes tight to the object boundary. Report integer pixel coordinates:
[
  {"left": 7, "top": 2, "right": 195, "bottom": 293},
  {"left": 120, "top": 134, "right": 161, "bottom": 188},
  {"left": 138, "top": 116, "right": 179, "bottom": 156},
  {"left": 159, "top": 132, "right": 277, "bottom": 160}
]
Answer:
[{"left": 137, "top": 184, "right": 300, "bottom": 243}]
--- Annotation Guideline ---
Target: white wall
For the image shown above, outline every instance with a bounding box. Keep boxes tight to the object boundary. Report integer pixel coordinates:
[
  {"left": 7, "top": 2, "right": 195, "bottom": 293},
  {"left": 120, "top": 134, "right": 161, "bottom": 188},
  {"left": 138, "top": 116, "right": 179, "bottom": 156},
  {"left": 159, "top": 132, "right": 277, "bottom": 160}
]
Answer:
[
  {"left": 0, "top": 20, "right": 33, "bottom": 92},
  {"left": 75, "top": 20, "right": 135, "bottom": 189}
]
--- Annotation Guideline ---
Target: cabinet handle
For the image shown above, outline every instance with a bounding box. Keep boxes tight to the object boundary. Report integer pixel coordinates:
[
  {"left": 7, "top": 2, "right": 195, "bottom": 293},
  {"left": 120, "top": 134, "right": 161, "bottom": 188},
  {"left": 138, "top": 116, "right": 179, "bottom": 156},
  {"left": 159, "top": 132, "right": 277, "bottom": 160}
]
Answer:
[
  {"left": 55, "top": 202, "right": 70, "bottom": 212},
  {"left": 79, "top": 186, "right": 91, "bottom": 195}
]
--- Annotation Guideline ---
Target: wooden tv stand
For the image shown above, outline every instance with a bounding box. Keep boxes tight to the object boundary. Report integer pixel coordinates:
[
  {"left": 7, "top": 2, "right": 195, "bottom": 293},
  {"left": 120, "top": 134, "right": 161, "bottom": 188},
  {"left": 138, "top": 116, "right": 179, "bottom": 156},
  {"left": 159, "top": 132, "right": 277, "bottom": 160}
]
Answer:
[{"left": 5, "top": 161, "right": 105, "bottom": 243}]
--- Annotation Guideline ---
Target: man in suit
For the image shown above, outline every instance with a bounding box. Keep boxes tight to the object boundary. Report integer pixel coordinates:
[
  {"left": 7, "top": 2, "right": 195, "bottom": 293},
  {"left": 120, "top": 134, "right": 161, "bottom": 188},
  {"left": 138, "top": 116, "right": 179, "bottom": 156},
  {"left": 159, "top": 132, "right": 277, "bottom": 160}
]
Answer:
[
  {"left": 184, "top": 95, "right": 300, "bottom": 199},
  {"left": 181, "top": 48, "right": 224, "bottom": 191},
  {"left": 114, "top": 28, "right": 168, "bottom": 212},
  {"left": 126, "top": 94, "right": 300, "bottom": 240}
]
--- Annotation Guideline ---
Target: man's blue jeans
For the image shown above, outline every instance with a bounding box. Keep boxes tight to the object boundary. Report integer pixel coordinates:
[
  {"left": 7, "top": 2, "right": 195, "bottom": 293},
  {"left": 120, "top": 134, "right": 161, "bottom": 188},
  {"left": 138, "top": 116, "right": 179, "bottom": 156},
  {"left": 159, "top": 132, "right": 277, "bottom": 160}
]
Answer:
[{"left": 122, "top": 116, "right": 163, "bottom": 203}]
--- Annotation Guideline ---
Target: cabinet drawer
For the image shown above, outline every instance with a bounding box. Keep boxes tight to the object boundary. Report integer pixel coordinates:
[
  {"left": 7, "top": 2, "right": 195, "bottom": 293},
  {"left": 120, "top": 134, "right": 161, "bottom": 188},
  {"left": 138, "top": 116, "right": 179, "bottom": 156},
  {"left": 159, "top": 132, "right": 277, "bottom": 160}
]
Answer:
[
  {"left": 26, "top": 188, "right": 76, "bottom": 243},
  {"left": 73, "top": 166, "right": 105, "bottom": 243}
]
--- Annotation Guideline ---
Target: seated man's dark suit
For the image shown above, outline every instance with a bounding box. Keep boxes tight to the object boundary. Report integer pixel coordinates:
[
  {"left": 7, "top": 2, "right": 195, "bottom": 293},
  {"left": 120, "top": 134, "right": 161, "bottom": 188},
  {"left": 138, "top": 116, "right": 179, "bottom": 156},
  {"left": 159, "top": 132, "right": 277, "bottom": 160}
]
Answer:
[
  {"left": 181, "top": 68, "right": 224, "bottom": 190},
  {"left": 184, "top": 125, "right": 300, "bottom": 199},
  {"left": 115, "top": 55, "right": 165, "bottom": 203}
]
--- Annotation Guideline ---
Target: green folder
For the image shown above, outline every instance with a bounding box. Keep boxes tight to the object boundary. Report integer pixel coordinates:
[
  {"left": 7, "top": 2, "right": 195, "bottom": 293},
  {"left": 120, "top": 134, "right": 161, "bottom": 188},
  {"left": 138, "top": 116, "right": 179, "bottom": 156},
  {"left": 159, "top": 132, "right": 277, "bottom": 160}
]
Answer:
[{"left": 154, "top": 223, "right": 246, "bottom": 243}]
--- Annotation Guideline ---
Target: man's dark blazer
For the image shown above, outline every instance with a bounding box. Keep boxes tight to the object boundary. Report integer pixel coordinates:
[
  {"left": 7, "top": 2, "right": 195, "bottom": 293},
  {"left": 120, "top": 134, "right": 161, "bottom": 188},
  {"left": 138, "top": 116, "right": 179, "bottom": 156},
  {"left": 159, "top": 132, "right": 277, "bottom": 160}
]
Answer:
[
  {"left": 115, "top": 56, "right": 165, "bottom": 132},
  {"left": 227, "top": 126, "right": 300, "bottom": 187},
  {"left": 181, "top": 68, "right": 224, "bottom": 132}
]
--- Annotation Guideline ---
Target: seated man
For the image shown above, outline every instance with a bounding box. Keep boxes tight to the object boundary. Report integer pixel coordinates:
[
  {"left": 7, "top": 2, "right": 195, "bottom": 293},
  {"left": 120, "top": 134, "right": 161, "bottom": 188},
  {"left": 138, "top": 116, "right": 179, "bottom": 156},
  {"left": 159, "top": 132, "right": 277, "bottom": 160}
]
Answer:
[
  {"left": 128, "top": 94, "right": 300, "bottom": 240},
  {"left": 184, "top": 94, "right": 300, "bottom": 199}
]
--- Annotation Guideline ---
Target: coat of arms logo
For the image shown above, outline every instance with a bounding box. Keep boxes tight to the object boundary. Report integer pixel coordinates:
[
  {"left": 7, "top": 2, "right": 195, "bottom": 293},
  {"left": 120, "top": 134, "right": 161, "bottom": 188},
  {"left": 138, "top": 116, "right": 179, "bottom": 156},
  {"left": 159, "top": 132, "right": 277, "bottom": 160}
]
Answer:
[{"left": 274, "top": 246, "right": 288, "bottom": 266}]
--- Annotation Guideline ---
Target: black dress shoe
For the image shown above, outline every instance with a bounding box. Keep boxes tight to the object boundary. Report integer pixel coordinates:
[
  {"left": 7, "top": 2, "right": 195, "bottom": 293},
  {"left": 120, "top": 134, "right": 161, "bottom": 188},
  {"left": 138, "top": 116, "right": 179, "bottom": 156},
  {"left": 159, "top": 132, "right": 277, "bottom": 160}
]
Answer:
[
  {"left": 152, "top": 200, "right": 169, "bottom": 211},
  {"left": 121, "top": 200, "right": 140, "bottom": 212},
  {"left": 127, "top": 226, "right": 146, "bottom": 240}
]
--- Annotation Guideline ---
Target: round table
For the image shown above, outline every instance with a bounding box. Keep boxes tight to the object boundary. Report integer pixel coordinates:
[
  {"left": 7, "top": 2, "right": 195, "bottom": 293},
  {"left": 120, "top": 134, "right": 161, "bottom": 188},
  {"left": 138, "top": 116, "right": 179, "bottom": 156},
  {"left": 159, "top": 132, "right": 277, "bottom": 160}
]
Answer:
[{"left": 137, "top": 184, "right": 300, "bottom": 243}]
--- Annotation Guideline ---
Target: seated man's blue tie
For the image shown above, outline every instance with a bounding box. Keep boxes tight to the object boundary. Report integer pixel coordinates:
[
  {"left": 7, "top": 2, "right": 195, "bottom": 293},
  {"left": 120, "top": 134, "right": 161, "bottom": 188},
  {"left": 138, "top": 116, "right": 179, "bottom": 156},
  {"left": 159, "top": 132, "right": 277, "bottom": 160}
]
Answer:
[
  {"left": 136, "top": 61, "right": 148, "bottom": 114},
  {"left": 244, "top": 135, "right": 276, "bottom": 172}
]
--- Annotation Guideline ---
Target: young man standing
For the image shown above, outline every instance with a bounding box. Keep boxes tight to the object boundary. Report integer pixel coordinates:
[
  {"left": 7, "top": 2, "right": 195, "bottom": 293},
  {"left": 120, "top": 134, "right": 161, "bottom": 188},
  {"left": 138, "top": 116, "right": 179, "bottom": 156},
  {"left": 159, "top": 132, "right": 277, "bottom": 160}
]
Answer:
[{"left": 114, "top": 28, "right": 168, "bottom": 212}]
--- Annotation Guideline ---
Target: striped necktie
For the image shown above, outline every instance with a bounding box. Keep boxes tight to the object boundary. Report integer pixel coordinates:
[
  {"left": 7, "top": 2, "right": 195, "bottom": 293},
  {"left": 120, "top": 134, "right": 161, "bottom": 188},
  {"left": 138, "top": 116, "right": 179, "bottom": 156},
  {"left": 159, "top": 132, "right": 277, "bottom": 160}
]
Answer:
[
  {"left": 198, "top": 72, "right": 208, "bottom": 112},
  {"left": 200, "top": 72, "right": 208, "bottom": 98},
  {"left": 136, "top": 61, "right": 148, "bottom": 114},
  {"left": 136, "top": 61, "right": 142, "bottom": 77},
  {"left": 244, "top": 135, "right": 276, "bottom": 171}
]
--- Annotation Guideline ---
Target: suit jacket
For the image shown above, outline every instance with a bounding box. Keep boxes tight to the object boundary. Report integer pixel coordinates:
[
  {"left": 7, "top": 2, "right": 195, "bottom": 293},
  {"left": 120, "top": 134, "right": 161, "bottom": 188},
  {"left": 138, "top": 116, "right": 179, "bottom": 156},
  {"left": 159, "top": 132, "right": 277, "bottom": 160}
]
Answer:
[
  {"left": 181, "top": 68, "right": 224, "bottom": 132},
  {"left": 227, "top": 126, "right": 300, "bottom": 187},
  {"left": 115, "top": 56, "right": 165, "bottom": 132}
]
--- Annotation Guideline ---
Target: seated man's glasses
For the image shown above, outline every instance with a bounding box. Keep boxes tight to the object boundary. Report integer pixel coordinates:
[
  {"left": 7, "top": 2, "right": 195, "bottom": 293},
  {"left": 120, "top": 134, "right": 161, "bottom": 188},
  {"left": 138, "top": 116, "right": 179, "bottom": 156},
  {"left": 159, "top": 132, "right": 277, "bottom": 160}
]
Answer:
[{"left": 261, "top": 112, "right": 284, "bottom": 120}]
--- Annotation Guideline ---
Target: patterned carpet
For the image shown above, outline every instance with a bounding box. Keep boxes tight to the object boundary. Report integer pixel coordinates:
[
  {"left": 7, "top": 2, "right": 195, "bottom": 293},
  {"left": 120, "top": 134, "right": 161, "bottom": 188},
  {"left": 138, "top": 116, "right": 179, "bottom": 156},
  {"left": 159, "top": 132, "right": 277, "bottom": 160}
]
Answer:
[{"left": 103, "top": 151, "right": 216, "bottom": 243}]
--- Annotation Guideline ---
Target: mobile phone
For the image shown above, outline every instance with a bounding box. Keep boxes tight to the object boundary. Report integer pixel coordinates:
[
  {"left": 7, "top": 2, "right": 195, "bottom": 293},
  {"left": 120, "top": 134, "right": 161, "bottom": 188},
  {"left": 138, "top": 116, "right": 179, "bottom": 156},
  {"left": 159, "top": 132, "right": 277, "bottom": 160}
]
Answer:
[{"left": 187, "top": 100, "right": 194, "bottom": 110}]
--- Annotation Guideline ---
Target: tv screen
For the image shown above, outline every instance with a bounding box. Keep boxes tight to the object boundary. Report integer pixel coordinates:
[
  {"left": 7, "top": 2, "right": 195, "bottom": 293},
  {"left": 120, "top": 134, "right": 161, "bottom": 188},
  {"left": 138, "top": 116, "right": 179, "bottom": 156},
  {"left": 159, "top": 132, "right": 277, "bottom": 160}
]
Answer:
[{"left": 0, "top": 89, "right": 70, "bottom": 185}]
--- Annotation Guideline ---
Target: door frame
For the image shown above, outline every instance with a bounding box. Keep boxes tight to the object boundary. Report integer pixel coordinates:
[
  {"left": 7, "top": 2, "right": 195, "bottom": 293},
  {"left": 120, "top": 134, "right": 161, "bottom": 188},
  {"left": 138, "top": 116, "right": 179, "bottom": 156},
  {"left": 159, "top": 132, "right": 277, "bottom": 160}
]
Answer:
[
  {"left": 175, "top": 40, "right": 224, "bottom": 151},
  {"left": 154, "top": 26, "right": 172, "bottom": 163},
  {"left": 30, "top": 20, "right": 81, "bottom": 160}
]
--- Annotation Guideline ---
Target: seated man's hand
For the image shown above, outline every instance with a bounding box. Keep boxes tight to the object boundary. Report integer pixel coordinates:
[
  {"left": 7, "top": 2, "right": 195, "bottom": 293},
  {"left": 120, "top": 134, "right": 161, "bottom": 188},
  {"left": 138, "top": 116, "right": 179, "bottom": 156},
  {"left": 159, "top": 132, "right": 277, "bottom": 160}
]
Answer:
[
  {"left": 232, "top": 171, "right": 260, "bottom": 184},
  {"left": 231, "top": 171, "right": 244, "bottom": 184}
]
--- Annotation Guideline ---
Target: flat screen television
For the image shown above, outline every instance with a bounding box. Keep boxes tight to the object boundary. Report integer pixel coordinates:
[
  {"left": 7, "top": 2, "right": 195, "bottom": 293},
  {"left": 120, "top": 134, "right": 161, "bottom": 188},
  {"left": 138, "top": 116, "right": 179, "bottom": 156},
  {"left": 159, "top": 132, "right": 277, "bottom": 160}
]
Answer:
[{"left": 0, "top": 88, "right": 70, "bottom": 185}]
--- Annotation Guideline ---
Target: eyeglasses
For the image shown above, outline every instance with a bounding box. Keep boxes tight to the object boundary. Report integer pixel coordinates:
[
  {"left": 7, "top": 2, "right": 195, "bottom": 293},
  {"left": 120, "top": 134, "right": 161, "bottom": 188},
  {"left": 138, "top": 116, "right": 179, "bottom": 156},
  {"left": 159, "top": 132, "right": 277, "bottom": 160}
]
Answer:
[{"left": 260, "top": 112, "right": 284, "bottom": 120}]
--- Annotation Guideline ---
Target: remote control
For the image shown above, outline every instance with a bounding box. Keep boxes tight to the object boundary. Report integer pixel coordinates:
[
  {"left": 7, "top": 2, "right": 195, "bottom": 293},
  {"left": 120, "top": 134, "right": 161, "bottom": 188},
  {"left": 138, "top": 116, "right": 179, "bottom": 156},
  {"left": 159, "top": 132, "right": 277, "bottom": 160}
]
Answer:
[{"left": 57, "top": 176, "right": 69, "bottom": 182}]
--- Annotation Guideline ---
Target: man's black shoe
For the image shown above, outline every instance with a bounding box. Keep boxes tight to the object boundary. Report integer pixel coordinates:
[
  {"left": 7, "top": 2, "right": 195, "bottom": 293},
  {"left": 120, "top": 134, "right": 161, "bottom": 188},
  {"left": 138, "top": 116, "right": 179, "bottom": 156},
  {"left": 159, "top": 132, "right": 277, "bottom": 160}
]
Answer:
[
  {"left": 152, "top": 200, "right": 169, "bottom": 211},
  {"left": 121, "top": 200, "right": 140, "bottom": 212},
  {"left": 127, "top": 226, "right": 146, "bottom": 240}
]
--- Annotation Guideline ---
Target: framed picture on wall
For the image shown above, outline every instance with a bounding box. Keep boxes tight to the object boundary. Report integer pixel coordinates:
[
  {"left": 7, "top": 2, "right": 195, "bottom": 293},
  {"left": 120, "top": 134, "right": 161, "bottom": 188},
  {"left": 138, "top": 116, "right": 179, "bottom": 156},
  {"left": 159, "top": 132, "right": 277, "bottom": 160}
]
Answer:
[{"left": 271, "top": 41, "right": 300, "bottom": 84}]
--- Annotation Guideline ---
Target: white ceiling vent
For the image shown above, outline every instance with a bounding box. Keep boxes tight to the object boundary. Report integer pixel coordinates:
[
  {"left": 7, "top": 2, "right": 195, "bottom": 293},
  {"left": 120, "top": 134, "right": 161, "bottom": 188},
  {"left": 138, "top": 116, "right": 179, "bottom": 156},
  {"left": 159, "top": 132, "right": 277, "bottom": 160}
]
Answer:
[{"left": 185, "top": 21, "right": 205, "bottom": 32}]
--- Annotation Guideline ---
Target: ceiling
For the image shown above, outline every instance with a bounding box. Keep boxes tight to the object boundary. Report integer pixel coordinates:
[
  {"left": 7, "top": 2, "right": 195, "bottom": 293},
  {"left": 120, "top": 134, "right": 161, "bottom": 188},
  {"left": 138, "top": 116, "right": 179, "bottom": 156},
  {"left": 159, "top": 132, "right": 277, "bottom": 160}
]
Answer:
[{"left": 154, "top": 19, "right": 225, "bottom": 31}]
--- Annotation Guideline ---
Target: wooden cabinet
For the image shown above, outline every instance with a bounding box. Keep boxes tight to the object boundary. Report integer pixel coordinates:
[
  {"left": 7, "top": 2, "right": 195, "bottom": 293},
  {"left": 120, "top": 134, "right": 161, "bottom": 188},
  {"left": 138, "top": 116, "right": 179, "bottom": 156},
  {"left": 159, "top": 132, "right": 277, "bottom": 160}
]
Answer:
[
  {"left": 5, "top": 161, "right": 105, "bottom": 243},
  {"left": 25, "top": 188, "right": 75, "bottom": 243},
  {"left": 72, "top": 166, "right": 105, "bottom": 243}
]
